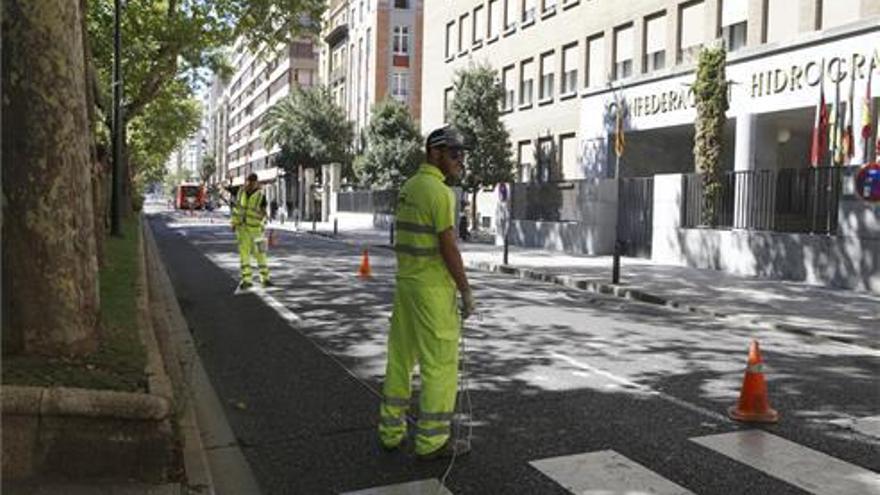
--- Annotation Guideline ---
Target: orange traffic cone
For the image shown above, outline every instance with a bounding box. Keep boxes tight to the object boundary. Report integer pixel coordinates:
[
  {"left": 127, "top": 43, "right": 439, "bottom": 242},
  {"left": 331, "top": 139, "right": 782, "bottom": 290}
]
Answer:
[
  {"left": 728, "top": 340, "right": 779, "bottom": 423},
  {"left": 267, "top": 229, "right": 277, "bottom": 248},
  {"left": 358, "top": 248, "right": 372, "bottom": 279}
]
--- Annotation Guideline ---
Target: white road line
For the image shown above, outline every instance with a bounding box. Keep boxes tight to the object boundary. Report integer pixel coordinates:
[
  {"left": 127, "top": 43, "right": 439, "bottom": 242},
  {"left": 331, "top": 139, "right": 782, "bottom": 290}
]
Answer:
[
  {"left": 258, "top": 290, "right": 304, "bottom": 327},
  {"left": 531, "top": 450, "right": 695, "bottom": 495},
  {"left": 691, "top": 430, "right": 880, "bottom": 495},
  {"left": 340, "top": 479, "right": 453, "bottom": 495},
  {"left": 829, "top": 415, "right": 880, "bottom": 440},
  {"left": 550, "top": 352, "right": 729, "bottom": 422}
]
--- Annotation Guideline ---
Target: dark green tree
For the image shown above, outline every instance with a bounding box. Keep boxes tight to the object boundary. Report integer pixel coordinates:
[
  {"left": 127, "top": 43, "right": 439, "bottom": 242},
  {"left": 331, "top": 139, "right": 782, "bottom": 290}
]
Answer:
[
  {"left": 449, "top": 64, "right": 514, "bottom": 229},
  {"left": 354, "top": 98, "right": 424, "bottom": 189},
  {"left": 693, "top": 45, "right": 729, "bottom": 226}
]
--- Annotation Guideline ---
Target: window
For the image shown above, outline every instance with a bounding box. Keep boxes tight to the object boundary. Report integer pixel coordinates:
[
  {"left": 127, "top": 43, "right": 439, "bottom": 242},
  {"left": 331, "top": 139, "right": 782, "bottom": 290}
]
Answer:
[
  {"left": 489, "top": 0, "right": 502, "bottom": 39},
  {"left": 392, "top": 73, "right": 409, "bottom": 101},
  {"left": 518, "top": 140, "right": 534, "bottom": 182},
  {"left": 821, "top": 0, "right": 860, "bottom": 30},
  {"left": 539, "top": 51, "right": 555, "bottom": 101},
  {"left": 522, "top": 0, "right": 536, "bottom": 24},
  {"left": 613, "top": 24, "right": 633, "bottom": 80},
  {"left": 643, "top": 13, "right": 666, "bottom": 73},
  {"left": 520, "top": 59, "right": 535, "bottom": 107},
  {"left": 678, "top": 1, "right": 705, "bottom": 62},
  {"left": 473, "top": 5, "right": 484, "bottom": 44},
  {"left": 459, "top": 13, "right": 470, "bottom": 52},
  {"left": 446, "top": 21, "right": 455, "bottom": 59},
  {"left": 542, "top": 0, "right": 557, "bottom": 14},
  {"left": 504, "top": 0, "right": 516, "bottom": 30},
  {"left": 502, "top": 65, "right": 516, "bottom": 111},
  {"left": 537, "top": 137, "right": 555, "bottom": 181},
  {"left": 765, "top": 0, "right": 800, "bottom": 42},
  {"left": 443, "top": 87, "right": 454, "bottom": 123},
  {"left": 393, "top": 26, "right": 410, "bottom": 55},
  {"left": 394, "top": 0, "right": 409, "bottom": 9},
  {"left": 586, "top": 33, "right": 605, "bottom": 89},
  {"left": 561, "top": 43, "right": 577, "bottom": 94},
  {"left": 720, "top": 0, "right": 747, "bottom": 51},
  {"left": 560, "top": 134, "right": 578, "bottom": 180}
]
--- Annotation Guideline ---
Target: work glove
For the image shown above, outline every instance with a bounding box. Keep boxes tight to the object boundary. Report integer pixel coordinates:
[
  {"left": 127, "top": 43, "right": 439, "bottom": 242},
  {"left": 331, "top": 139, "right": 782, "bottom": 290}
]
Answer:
[{"left": 460, "top": 288, "right": 475, "bottom": 320}]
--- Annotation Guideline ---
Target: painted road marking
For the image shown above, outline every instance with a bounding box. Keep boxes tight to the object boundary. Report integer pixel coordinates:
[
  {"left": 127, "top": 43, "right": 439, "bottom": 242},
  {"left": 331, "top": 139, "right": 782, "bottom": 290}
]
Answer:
[
  {"left": 829, "top": 415, "right": 880, "bottom": 440},
  {"left": 340, "top": 479, "right": 453, "bottom": 495},
  {"left": 691, "top": 430, "right": 880, "bottom": 495},
  {"left": 531, "top": 450, "right": 694, "bottom": 495},
  {"left": 550, "top": 352, "right": 729, "bottom": 423}
]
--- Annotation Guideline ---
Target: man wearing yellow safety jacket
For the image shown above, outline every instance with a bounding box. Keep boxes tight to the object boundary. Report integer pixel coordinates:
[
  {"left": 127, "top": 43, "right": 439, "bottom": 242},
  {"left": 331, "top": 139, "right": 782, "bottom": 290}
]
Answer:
[
  {"left": 231, "top": 173, "right": 271, "bottom": 290},
  {"left": 378, "top": 127, "right": 476, "bottom": 461}
]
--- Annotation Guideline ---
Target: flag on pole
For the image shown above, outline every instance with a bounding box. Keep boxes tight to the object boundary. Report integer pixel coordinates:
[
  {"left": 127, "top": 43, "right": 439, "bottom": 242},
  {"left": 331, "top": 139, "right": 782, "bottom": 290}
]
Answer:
[
  {"left": 810, "top": 79, "right": 828, "bottom": 167},
  {"left": 863, "top": 58, "right": 875, "bottom": 164},
  {"left": 842, "top": 69, "right": 856, "bottom": 161},
  {"left": 829, "top": 77, "right": 842, "bottom": 165},
  {"left": 614, "top": 101, "right": 626, "bottom": 158}
]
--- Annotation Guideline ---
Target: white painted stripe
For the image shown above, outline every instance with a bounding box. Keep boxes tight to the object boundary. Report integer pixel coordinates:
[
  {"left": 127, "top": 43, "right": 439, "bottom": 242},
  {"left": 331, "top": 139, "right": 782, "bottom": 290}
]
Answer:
[
  {"left": 531, "top": 450, "right": 695, "bottom": 495},
  {"left": 692, "top": 430, "right": 880, "bottom": 495},
  {"left": 260, "top": 291, "right": 304, "bottom": 327},
  {"left": 829, "top": 415, "right": 880, "bottom": 440},
  {"left": 340, "top": 479, "right": 453, "bottom": 495},
  {"left": 550, "top": 352, "right": 729, "bottom": 423}
]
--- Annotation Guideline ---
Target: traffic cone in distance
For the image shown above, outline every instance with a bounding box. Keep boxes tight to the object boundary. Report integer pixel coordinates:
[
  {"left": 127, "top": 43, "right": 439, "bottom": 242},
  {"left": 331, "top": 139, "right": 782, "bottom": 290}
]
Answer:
[
  {"left": 358, "top": 248, "right": 372, "bottom": 279},
  {"left": 267, "top": 229, "right": 277, "bottom": 248},
  {"left": 728, "top": 340, "right": 779, "bottom": 423}
]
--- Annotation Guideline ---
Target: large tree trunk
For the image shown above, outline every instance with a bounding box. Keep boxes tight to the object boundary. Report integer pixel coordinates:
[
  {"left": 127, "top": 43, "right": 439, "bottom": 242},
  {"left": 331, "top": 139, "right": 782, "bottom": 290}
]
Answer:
[{"left": 2, "top": 0, "right": 100, "bottom": 355}]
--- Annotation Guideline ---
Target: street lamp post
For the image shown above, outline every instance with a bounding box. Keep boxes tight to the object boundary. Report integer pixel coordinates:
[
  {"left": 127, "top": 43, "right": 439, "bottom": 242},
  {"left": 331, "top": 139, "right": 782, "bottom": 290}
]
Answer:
[{"left": 110, "top": 0, "right": 123, "bottom": 236}]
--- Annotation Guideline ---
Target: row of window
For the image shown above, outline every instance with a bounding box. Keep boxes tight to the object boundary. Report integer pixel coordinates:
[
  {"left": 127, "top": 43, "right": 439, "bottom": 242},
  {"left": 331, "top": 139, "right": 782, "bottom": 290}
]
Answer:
[{"left": 445, "top": 0, "right": 864, "bottom": 86}]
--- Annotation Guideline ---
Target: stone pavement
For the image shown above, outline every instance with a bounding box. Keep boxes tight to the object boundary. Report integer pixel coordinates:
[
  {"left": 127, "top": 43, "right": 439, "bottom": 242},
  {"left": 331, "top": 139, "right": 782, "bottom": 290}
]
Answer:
[{"left": 262, "top": 218, "right": 880, "bottom": 350}]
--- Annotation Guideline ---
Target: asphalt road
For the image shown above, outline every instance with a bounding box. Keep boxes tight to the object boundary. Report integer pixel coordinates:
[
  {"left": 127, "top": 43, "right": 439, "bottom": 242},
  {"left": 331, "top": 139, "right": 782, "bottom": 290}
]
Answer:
[{"left": 148, "top": 210, "right": 880, "bottom": 495}]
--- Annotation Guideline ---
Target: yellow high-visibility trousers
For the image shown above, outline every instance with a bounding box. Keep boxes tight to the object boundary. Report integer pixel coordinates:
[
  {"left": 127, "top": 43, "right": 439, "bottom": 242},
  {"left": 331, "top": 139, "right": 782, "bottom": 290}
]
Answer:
[
  {"left": 236, "top": 228, "right": 269, "bottom": 283},
  {"left": 378, "top": 282, "right": 460, "bottom": 455}
]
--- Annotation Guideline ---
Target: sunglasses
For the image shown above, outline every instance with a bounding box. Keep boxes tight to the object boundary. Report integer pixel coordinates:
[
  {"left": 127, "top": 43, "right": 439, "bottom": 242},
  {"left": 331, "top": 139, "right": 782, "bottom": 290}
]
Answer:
[{"left": 447, "top": 148, "right": 465, "bottom": 160}]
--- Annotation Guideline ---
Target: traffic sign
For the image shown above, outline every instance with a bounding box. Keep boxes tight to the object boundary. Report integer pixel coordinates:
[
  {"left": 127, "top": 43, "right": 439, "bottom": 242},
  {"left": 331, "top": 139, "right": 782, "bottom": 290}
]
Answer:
[{"left": 855, "top": 163, "right": 880, "bottom": 203}]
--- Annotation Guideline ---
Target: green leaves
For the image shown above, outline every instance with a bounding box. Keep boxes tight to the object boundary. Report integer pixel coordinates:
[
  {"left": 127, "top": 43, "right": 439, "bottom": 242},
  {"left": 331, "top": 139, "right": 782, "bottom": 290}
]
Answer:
[
  {"left": 262, "top": 85, "right": 353, "bottom": 173},
  {"left": 693, "top": 45, "right": 729, "bottom": 226},
  {"left": 449, "top": 64, "right": 514, "bottom": 193},
  {"left": 353, "top": 98, "right": 424, "bottom": 189}
]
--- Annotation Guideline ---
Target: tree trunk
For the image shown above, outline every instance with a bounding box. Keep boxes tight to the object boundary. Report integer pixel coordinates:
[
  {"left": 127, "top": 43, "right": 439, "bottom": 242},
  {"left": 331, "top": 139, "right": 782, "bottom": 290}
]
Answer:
[
  {"left": 80, "top": 0, "right": 105, "bottom": 265},
  {"left": 470, "top": 189, "right": 478, "bottom": 233},
  {"left": 2, "top": 0, "right": 100, "bottom": 355}
]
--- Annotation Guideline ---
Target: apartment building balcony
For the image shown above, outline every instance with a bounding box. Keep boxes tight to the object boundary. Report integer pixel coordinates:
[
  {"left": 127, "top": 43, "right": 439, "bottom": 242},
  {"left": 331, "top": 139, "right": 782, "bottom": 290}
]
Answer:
[{"left": 324, "top": 22, "right": 348, "bottom": 47}]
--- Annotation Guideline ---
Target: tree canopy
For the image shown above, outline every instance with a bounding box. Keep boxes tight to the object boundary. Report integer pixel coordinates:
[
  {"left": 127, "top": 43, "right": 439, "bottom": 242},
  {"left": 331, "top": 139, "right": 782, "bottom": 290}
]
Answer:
[
  {"left": 262, "top": 86, "right": 354, "bottom": 173},
  {"left": 354, "top": 98, "right": 424, "bottom": 189},
  {"left": 449, "top": 64, "right": 514, "bottom": 194}
]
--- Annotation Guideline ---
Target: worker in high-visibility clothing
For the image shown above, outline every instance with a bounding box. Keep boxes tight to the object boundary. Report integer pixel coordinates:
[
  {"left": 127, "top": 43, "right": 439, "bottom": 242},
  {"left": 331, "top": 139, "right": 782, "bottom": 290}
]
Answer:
[
  {"left": 378, "top": 127, "right": 475, "bottom": 461},
  {"left": 231, "top": 173, "right": 271, "bottom": 290}
]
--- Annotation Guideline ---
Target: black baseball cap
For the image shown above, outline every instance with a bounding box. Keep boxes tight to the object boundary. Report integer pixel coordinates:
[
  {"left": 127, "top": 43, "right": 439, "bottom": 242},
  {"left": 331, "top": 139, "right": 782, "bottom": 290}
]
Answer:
[
  {"left": 247, "top": 173, "right": 258, "bottom": 182},
  {"left": 426, "top": 126, "right": 470, "bottom": 151}
]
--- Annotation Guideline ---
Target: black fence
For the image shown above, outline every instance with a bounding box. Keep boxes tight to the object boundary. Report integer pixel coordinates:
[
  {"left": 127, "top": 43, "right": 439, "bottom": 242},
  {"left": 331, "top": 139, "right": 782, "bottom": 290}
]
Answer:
[
  {"left": 336, "top": 189, "right": 398, "bottom": 214},
  {"left": 683, "top": 166, "right": 842, "bottom": 234}
]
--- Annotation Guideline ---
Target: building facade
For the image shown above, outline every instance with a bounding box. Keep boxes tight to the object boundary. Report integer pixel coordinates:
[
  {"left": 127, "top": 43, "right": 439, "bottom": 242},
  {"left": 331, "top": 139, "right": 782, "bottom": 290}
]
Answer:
[
  {"left": 320, "top": 0, "right": 424, "bottom": 144},
  {"left": 423, "top": 0, "right": 880, "bottom": 183},
  {"left": 219, "top": 37, "right": 319, "bottom": 213}
]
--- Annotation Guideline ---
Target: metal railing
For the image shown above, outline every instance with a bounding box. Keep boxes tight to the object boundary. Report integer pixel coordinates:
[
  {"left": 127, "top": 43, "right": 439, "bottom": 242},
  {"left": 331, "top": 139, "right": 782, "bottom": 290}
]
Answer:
[
  {"left": 336, "top": 189, "right": 398, "bottom": 214},
  {"left": 682, "top": 166, "right": 842, "bottom": 234}
]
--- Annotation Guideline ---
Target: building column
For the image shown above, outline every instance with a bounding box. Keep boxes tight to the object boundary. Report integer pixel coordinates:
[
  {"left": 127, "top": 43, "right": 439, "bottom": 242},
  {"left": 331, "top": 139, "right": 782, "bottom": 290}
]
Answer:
[
  {"left": 747, "top": 0, "right": 766, "bottom": 47},
  {"left": 734, "top": 113, "right": 757, "bottom": 228},
  {"left": 799, "top": 0, "right": 820, "bottom": 32},
  {"left": 665, "top": 5, "right": 679, "bottom": 65},
  {"left": 704, "top": 0, "right": 721, "bottom": 42}
]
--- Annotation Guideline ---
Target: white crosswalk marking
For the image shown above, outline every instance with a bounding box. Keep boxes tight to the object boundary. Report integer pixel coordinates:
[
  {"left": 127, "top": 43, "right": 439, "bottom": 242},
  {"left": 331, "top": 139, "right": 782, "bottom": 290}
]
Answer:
[
  {"left": 530, "top": 450, "right": 695, "bottom": 494},
  {"left": 340, "top": 479, "right": 453, "bottom": 495},
  {"left": 692, "top": 430, "right": 880, "bottom": 495}
]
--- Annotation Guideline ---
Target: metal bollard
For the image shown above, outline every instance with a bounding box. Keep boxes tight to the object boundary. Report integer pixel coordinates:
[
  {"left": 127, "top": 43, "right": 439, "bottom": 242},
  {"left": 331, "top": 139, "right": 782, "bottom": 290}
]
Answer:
[
  {"left": 333, "top": 218, "right": 338, "bottom": 236},
  {"left": 612, "top": 240, "right": 624, "bottom": 285},
  {"left": 312, "top": 217, "right": 317, "bottom": 233},
  {"left": 389, "top": 223, "right": 395, "bottom": 245}
]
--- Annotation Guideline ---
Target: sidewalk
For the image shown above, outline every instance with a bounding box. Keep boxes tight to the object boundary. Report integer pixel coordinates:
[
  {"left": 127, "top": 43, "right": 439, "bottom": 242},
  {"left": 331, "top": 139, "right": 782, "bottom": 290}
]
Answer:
[{"left": 269, "top": 220, "right": 880, "bottom": 349}]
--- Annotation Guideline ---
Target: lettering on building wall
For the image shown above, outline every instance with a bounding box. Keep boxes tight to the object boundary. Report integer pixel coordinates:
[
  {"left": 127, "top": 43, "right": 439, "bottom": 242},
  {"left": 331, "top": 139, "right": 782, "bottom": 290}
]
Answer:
[
  {"left": 751, "top": 49, "right": 880, "bottom": 98},
  {"left": 625, "top": 47, "right": 880, "bottom": 120}
]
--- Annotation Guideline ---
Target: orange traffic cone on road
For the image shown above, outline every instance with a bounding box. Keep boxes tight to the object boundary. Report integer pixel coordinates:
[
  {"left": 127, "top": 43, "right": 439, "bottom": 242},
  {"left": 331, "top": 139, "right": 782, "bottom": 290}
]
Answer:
[
  {"left": 728, "top": 340, "right": 779, "bottom": 423},
  {"left": 358, "top": 248, "right": 372, "bottom": 279},
  {"left": 267, "top": 229, "right": 278, "bottom": 248}
]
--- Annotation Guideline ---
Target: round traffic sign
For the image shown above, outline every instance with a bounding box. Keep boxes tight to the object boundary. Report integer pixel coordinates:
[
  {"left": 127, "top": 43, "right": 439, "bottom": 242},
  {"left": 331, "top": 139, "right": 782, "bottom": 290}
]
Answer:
[{"left": 855, "top": 163, "right": 880, "bottom": 203}]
